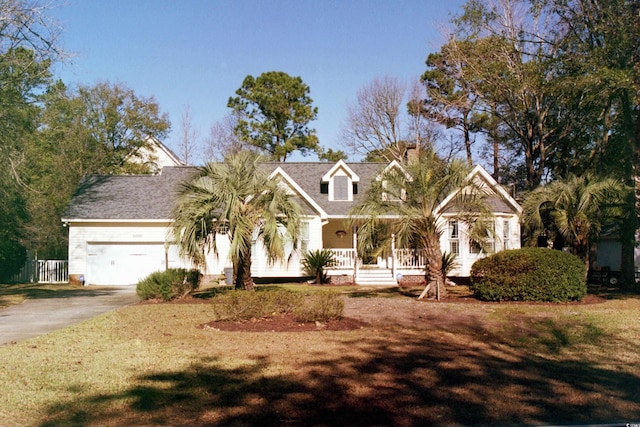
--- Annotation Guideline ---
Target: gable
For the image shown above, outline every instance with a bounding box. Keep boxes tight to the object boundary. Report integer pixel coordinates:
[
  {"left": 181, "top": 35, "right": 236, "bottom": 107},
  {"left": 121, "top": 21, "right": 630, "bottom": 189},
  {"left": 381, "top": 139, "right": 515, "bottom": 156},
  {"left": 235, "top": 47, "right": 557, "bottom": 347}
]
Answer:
[
  {"left": 436, "top": 165, "right": 522, "bottom": 216},
  {"left": 269, "top": 167, "right": 327, "bottom": 218},
  {"left": 125, "top": 136, "right": 186, "bottom": 172},
  {"left": 260, "top": 162, "right": 387, "bottom": 217}
]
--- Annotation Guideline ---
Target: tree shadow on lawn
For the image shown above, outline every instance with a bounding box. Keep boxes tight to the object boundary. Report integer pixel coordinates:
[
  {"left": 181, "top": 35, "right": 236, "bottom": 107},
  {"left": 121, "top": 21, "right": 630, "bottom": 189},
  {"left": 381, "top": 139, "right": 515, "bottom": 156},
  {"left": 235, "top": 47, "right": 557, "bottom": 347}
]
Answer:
[
  {"left": 40, "top": 325, "right": 640, "bottom": 426},
  {"left": 0, "top": 284, "right": 126, "bottom": 303}
]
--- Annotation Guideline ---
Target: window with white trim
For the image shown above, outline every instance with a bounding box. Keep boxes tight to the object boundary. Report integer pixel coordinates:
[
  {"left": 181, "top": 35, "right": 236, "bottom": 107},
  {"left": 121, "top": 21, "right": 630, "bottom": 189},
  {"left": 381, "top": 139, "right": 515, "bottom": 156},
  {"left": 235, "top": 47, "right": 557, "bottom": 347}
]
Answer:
[
  {"left": 470, "top": 220, "right": 495, "bottom": 254},
  {"left": 300, "top": 222, "right": 310, "bottom": 254},
  {"left": 448, "top": 220, "right": 459, "bottom": 255}
]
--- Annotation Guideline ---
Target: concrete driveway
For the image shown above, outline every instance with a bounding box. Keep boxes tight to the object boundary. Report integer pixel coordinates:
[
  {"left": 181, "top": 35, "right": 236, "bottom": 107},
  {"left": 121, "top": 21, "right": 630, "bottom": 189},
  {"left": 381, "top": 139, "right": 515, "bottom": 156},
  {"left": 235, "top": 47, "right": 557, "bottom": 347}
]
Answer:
[{"left": 0, "top": 286, "right": 139, "bottom": 346}]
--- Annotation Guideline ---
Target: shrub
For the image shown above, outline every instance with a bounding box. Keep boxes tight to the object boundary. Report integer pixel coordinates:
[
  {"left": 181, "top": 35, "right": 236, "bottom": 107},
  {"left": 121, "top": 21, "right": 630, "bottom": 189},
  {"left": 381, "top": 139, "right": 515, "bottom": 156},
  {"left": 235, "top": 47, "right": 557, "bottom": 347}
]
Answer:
[
  {"left": 136, "top": 268, "right": 201, "bottom": 301},
  {"left": 211, "top": 288, "right": 343, "bottom": 322},
  {"left": 293, "top": 290, "right": 344, "bottom": 322},
  {"left": 470, "top": 248, "right": 586, "bottom": 302}
]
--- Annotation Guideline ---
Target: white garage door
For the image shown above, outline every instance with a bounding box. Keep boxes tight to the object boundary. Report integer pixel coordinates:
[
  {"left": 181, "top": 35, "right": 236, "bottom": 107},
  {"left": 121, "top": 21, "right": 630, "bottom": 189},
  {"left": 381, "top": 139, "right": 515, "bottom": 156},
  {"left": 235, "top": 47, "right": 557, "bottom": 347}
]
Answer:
[{"left": 86, "top": 243, "right": 166, "bottom": 285}]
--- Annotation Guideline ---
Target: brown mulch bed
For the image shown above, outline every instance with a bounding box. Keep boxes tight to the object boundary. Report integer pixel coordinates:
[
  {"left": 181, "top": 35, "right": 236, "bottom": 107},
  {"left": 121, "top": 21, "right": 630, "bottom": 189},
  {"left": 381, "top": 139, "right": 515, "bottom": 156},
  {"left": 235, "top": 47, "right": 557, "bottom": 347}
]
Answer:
[
  {"left": 197, "top": 313, "right": 369, "bottom": 332},
  {"left": 142, "top": 286, "right": 610, "bottom": 333}
]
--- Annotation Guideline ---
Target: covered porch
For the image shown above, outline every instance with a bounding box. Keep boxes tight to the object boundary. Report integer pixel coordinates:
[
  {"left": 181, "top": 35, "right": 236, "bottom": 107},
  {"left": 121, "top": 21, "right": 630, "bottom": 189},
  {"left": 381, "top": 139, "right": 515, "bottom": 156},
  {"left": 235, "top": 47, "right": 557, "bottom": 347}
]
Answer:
[{"left": 321, "top": 220, "right": 426, "bottom": 285}]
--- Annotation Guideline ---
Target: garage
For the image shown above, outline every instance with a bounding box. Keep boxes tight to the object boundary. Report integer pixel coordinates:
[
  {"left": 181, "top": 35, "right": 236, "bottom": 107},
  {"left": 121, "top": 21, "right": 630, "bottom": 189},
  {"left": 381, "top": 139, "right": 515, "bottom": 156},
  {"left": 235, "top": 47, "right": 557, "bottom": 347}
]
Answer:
[{"left": 86, "top": 243, "right": 166, "bottom": 286}]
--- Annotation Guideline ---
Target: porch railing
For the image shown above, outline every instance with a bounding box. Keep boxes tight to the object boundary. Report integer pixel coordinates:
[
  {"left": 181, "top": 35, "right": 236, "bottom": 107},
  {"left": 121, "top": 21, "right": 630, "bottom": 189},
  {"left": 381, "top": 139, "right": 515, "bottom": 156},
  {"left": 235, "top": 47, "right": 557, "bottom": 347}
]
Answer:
[
  {"left": 327, "top": 249, "right": 356, "bottom": 269},
  {"left": 394, "top": 249, "right": 426, "bottom": 269}
]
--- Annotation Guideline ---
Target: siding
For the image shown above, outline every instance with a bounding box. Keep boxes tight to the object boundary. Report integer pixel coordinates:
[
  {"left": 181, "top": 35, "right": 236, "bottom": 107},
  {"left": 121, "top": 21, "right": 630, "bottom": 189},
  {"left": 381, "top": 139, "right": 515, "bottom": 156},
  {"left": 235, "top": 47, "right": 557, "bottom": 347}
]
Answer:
[{"left": 438, "top": 214, "right": 521, "bottom": 277}]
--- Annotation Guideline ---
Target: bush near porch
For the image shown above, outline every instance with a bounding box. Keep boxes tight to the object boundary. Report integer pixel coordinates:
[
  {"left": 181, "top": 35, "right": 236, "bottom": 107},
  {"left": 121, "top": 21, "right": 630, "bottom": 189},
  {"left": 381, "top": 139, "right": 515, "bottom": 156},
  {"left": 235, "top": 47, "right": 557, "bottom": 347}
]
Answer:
[{"left": 470, "top": 248, "right": 587, "bottom": 302}]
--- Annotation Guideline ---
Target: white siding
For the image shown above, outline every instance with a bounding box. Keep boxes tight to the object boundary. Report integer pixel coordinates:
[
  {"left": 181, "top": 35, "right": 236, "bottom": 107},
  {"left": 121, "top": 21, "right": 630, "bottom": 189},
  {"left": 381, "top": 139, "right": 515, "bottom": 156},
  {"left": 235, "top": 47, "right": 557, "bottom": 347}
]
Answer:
[
  {"left": 438, "top": 214, "right": 521, "bottom": 276},
  {"left": 251, "top": 217, "right": 323, "bottom": 278}
]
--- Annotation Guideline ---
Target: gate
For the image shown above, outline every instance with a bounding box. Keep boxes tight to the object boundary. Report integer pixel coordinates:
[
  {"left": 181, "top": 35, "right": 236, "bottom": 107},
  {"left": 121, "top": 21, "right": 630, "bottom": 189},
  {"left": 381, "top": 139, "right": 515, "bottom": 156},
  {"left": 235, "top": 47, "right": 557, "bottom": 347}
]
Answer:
[{"left": 36, "top": 260, "right": 69, "bottom": 283}]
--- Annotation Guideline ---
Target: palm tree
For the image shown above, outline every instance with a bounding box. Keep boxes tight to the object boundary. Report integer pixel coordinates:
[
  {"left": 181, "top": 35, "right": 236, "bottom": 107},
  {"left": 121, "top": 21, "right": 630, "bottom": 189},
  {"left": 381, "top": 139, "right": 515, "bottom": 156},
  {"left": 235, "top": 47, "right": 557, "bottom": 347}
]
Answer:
[
  {"left": 350, "top": 150, "right": 492, "bottom": 300},
  {"left": 522, "top": 174, "right": 628, "bottom": 272},
  {"left": 171, "top": 151, "right": 301, "bottom": 290},
  {"left": 302, "top": 249, "right": 336, "bottom": 285}
]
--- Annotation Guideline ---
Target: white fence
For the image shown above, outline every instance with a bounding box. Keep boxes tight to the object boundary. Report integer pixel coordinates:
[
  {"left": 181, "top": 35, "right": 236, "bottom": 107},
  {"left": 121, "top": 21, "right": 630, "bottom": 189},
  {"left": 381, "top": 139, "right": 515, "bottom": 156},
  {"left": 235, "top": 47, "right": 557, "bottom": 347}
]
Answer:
[{"left": 9, "top": 260, "right": 69, "bottom": 284}]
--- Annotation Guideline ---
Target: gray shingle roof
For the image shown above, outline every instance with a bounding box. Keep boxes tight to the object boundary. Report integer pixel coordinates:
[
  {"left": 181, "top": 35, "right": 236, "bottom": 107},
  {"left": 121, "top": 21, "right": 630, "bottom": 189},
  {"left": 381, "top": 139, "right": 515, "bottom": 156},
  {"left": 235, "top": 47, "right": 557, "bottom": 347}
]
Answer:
[
  {"left": 62, "top": 163, "right": 388, "bottom": 221},
  {"left": 260, "top": 162, "right": 387, "bottom": 216},
  {"left": 63, "top": 162, "right": 519, "bottom": 221},
  {"left": 62, "top": 167, "right": 197, "bottom": 220}
]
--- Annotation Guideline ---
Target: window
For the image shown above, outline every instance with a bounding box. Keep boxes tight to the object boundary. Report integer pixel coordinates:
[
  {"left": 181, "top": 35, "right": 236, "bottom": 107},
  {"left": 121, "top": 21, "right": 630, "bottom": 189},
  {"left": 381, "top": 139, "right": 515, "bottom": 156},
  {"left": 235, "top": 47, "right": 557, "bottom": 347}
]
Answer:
[
  {"left": 333, "top": 175, "right": 348, "bottom": 201},
  {"left": 503, "top": 220, "right": 510, "bottom": 250},
  {"left": 382, "top": 181, "right": 404, "bottom": 202},
  {"left": 448, "top": 220, "right": 459, "bottom": 255},
  {"left": 300, "top": 222, "right": 310, "bottom": 254},
  {"left": 470, "top": 220, "right": 495, "bottom": 254},
  {"left": 320, "top": 182, "right": 328, "bottom": 194}
]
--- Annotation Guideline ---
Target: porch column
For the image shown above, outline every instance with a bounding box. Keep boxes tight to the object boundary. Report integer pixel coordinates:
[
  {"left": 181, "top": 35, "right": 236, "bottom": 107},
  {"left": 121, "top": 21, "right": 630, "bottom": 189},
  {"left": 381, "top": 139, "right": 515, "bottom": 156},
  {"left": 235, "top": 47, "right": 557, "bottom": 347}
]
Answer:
[
  {"left": 352, "top": 227, "right": 358, "bottom": 281},
  {"left": 391, "top": 233, "right": 397, "bottom": 280}
]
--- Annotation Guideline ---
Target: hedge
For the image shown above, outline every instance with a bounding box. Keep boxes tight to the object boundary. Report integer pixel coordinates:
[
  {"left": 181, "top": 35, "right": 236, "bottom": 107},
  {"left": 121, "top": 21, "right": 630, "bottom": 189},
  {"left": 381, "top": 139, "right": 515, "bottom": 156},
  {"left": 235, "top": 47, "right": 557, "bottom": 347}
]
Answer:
[{"left": 470, "top": 248, "right": 586, "bottom": 302}]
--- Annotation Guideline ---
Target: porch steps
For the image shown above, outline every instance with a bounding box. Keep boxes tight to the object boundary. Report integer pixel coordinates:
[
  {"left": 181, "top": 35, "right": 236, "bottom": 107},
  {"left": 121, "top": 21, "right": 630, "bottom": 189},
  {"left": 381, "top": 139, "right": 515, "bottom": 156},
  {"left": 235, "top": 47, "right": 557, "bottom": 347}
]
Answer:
[{"left": 355, "top": 268, "right": 397, "bottom": 286}]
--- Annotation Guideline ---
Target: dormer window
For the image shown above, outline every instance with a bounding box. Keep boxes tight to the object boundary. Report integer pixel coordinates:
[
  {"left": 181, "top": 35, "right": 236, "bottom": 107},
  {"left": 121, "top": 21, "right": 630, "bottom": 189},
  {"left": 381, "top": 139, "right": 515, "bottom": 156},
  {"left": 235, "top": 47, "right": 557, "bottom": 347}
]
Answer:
[
  {"left": 333, "top": 176, "right": 348, "bottom": 200},
  {"left": 321, "top": 160, "right": 360, "bottom": 202}
]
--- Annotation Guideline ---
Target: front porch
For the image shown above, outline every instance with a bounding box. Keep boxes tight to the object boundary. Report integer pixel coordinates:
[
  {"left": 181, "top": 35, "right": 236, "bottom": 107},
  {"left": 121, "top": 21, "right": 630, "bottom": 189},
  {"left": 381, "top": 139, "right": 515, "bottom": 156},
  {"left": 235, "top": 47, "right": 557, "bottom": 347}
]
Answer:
[
  {"left": 325, "top": 248, "right": 426, "bottom": 286},
  {"left": 320, "top": 220, "right": 427, "bottom": 286}
]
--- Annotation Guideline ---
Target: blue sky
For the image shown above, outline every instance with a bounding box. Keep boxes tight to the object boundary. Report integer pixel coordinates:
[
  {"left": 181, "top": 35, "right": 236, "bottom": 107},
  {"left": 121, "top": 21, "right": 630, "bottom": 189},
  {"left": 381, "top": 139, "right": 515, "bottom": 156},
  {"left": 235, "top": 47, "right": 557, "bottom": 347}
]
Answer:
[{"left": 51, "top": 0, "right": 467, "bottom": 162}]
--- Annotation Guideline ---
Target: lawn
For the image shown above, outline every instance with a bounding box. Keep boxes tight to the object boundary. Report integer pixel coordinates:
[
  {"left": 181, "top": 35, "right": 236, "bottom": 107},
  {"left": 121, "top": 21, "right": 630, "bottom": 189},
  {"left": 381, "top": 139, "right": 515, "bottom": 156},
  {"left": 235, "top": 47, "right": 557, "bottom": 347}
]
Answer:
[{"left": 0, "top": 284, "right": 639, "bottom": 426}]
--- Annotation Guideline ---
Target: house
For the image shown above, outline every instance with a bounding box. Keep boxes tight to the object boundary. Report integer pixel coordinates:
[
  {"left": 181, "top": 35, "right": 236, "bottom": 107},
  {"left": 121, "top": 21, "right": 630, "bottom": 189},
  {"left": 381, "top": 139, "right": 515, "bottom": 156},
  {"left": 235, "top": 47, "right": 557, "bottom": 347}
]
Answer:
[
  {"left": 62, "top": 161, "right": 522, "bottom": 286},
  {"left": 594, "top": 176, "right": 640, "bottom": 282},
  {"left": 124, "top": 136, "right": 186, "bottom": 172}
]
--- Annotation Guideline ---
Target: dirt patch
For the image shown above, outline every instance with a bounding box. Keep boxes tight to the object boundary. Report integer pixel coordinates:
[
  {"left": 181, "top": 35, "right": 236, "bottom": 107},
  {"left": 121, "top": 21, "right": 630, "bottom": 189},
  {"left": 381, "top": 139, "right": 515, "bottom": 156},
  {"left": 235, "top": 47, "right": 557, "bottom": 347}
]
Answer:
[{"left": 197, "top": 313, "right": 369, "bottom": 332}]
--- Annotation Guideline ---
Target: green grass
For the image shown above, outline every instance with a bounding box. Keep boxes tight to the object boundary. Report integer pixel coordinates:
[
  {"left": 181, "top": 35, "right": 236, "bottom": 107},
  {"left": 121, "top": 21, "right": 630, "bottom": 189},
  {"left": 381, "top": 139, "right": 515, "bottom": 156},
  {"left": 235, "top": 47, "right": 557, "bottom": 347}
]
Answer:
[{"left": 1, "top": 285, "right": 639, "bottom": 426}]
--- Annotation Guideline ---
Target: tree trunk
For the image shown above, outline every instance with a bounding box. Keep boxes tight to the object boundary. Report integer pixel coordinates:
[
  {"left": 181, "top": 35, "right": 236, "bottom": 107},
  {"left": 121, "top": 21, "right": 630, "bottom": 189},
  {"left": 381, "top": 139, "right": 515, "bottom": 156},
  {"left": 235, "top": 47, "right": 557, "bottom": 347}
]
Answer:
[
  {"left": 234, "top": 250, "right": 255, "bottom": 291},
  {"left": 419, "top": 233, "right": 445, "bottom": 300}
]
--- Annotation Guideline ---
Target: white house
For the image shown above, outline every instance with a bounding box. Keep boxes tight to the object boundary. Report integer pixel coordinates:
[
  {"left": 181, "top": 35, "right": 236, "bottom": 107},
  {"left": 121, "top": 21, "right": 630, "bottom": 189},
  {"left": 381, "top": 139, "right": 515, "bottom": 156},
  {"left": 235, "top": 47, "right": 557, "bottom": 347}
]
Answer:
[{"left": 62, "top": 161, "right": 522, "bottom": 286}]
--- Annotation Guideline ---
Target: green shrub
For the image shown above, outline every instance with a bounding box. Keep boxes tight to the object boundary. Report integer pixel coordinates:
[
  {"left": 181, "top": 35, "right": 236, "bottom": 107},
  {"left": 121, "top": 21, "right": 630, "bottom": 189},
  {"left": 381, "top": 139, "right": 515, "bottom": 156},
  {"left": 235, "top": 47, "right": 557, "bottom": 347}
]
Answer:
[
  {"left": 211, "top": 288, "right": 343, "bottom": 322},
  {"left": 293, "top": 290, "right": 344, "bottom": 322},
  {"left": 136, "top": 268, "right": 201, "bottom": 301},
  {"left": 470, "top": 248, "right": 586, "bottom": 302}
]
